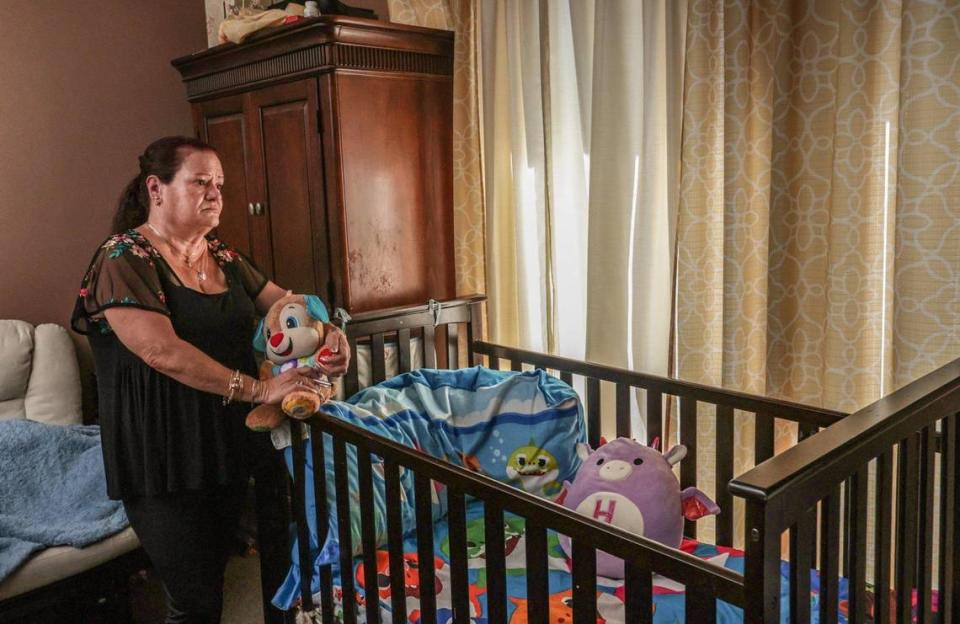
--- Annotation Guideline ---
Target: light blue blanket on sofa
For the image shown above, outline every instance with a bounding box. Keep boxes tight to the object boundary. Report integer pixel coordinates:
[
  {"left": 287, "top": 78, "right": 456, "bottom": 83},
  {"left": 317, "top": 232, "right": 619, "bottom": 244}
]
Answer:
[{"left": 0, "top": 420, "right": 128, "bottom": 583}]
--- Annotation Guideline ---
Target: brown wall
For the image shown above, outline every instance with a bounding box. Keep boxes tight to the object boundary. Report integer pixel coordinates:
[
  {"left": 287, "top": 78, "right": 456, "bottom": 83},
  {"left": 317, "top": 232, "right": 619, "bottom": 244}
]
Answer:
[{"left": 0, "top": 2, "right": 206, "bottom": 329}]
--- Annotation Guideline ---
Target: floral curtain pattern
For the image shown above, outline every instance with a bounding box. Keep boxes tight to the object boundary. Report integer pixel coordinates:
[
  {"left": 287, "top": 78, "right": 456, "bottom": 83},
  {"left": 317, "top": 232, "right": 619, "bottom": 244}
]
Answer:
[{"left": 676, "top": 0, "right": 960, "bottom": 546}]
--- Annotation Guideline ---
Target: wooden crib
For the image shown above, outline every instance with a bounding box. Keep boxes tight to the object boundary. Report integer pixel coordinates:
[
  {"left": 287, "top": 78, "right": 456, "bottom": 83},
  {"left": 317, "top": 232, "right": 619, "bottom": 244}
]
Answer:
[{"left": 284, "top": 295, "right": 958, "bottom": 624}]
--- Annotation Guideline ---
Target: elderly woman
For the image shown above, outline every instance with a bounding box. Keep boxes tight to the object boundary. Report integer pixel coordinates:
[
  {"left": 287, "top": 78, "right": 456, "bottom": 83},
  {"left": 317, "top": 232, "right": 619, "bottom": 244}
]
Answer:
[{"left": 71, "top": 136, "right": 349, "bottom": 623}]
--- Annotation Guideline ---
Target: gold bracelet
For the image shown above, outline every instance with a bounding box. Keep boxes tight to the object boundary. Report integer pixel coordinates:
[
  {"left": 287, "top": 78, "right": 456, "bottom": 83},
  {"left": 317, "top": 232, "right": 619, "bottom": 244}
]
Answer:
[
  {"left": 223, "top": 369, "right": 242, "bottom": 406},
  {"left": 250, "top": 378, "right": 261, "bottom": 403}
]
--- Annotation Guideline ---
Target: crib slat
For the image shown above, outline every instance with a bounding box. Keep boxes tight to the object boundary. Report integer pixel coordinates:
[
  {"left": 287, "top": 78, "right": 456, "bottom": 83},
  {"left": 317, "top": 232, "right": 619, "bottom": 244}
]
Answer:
[
  {"left": 623, "top": 560, "right": 653, "bottom": 624},
  {"left": 290, "top": 420, "right": 315, "bottom": 611},
  {"left": 571, "top": 539, "right": 597, "bottom": 624},
  {"left": 358, "top": 451, "right": 381, "bottom": 624},
  {"left": 647, "top": 390, "right": 662, "bottom": 446},
  {"left": 465, "top": 307, "right": 479, "bottom": 367},
  {"left": 789, "top": 506, "right": 815, "bottom": 624},
  {"left": 319, "top": 559, "right": 335, "bottom": 624},
  {"left": 715, "top": 404, "right": 734, "bottom": 546},
  {"left": 489, "top": 356, "right": 500, "bottom": 371},
  {"left": 334, "top": 439, "right": 357, "bottom": 624},
  {"left": 586, "top": 377, "right": 601, "bottom": 449},
  {"left": 510, "top": 358, "right": 522, "bottom": 372},
  {"left": 345, "top": 334, "right": 360, "bottom": 397},
  {"left": 685, "top": 585, "right": 716, "bottom": 624},
  {"left": 414, "top": 474, "right": 437, "bottom": 624},
  {"left": 940, "top": 413, "right": 958, "bottom": 623},
  {"left": 679, "top": 396, "right": 698, "bottom": 538},
  {"left": 895, "top": 434, "right": 919, "bottom": 624},
  {"left": 447, "top": 323, "right": 460, "bottom": 368},
  {"left": 384, "top": 459, "right": 407, "bottom": 619},
  {"left": 873, "top": 449, "right": 893, "bottom": 623},
  {"left": 819, "top": 487, "right": 841, "bottom": 624},
  {"left": 560, "top": 370, "right": 572, "bottom": 386},
  {"left": 755, "top": 412, "right": 774, "bottom": 464},
  {"left": 525, "top": 520, "right": 549, "bottom": 624},
  {"left": 308, "top": 424, "right": 336, "bottom": 623},
  {"left": 483, "top": 503, "right": 507, "bottom": 624},
  {"left": 398, "top": 328, "right": 412, "bottom": 373},
  {"left": 845, "top": 467, "right": 868, "bottom": 624},
  {"left": 918, "top": 426, "right": 936, "bottom": 624},
  {"left": 615, "top": 383, "right": 631, "bottom": 438},
  {"left": 423, "top": 324, "right": 438, "bottom": 368},
  {"left": 448, "top": 489, "right": 470, "bottom": 624},
  {"left": 371, "top": 332, "right": 386, "bottom": 385},
  {"left": 841, "top": 478, "right": 849, "bottom": 579}
]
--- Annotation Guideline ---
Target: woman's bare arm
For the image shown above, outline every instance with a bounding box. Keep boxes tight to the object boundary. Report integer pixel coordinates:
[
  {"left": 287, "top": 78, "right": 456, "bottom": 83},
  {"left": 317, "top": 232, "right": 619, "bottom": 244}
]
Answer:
[{"left": 103, "top": 307, "right": 318, "bottom": 403}]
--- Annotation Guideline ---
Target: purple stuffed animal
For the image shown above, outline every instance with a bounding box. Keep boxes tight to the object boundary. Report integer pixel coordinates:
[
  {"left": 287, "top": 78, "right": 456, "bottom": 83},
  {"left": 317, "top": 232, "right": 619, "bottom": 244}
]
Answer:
[{"left": 558, "top": 437, "right": 720, "bottom": 578}]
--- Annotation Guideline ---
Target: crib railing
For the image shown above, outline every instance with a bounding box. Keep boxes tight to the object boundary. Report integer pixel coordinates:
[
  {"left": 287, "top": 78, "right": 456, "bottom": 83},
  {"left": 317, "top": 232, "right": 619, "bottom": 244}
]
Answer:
[
  {"left": 472, "top": 341, "right": 846, "bottom": 545},
  {"left": 339, "top": 295, "right": 486, "bottom": 398},
  {"left": 288, "top": 416, "right": 745, "bottom": 624},
  {"left": 732, "top": 357, "right": 960, "bottom": 624}
]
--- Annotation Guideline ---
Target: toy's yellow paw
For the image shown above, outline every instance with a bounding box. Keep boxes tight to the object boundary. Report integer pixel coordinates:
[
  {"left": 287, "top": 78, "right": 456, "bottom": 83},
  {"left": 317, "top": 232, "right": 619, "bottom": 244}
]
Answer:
[{"left": 282, "top": 392, "right": 323, "bottom": 419}]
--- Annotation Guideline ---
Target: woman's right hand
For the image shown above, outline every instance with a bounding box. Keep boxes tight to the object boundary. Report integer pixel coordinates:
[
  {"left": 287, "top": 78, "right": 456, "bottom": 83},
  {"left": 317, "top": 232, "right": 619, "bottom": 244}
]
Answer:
[{"left": 258, "top": 367, "right": 323, "bottom": 404}]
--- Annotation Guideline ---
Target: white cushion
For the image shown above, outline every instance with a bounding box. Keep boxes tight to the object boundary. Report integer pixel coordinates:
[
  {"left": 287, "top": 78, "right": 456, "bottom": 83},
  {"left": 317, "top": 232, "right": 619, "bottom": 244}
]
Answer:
[
  {"left": 0, "top": 527, "right": 140, "bottom": 600},
  {"left": 0, "top": 321, "right": 34, "bottom": 421},
  {"left": 0, "top": 321, "right": 82, "bottom": 425},
  {"left": 25, "top": 324, "right": 82, "bottom": 426}
]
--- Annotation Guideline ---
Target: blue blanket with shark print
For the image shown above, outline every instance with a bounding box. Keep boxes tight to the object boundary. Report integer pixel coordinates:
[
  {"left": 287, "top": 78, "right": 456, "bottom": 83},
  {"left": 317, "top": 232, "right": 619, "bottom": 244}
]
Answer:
[{"left": 273, "top": 367, "right": 586, "bottom": 610}]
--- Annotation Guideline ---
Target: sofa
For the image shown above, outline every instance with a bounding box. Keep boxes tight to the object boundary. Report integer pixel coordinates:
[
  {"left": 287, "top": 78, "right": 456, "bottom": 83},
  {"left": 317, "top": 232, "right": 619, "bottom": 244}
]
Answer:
[{"left": 0, "top": 320, "right": 145, "bottom": 623}]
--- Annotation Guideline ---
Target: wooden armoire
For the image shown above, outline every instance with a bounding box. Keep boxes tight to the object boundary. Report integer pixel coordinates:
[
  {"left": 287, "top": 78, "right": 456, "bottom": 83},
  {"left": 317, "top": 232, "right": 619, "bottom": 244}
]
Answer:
[
  {"left": 173, "top": 18, "right": 456, "bottom": 623},
  {"left": 172, "top": 16, "right": 456, "bottom": 315}
]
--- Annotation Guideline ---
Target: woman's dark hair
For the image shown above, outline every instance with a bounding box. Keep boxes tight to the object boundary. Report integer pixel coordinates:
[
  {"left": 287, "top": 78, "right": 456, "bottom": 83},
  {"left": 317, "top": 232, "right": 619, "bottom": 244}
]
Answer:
[{"left": 112, "top": 136, "right": 218, "bottom": 234}]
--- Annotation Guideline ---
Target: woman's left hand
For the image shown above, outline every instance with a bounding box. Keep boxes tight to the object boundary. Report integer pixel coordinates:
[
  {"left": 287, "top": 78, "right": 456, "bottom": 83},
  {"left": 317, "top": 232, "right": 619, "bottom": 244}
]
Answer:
[{"left": 315, "top": 326, "right": 350, "bottom": 378}]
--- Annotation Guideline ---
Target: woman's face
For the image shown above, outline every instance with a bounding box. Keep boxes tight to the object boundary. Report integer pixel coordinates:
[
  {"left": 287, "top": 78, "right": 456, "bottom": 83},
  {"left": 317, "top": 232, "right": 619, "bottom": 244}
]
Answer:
[{"left": 151, "top": 149, "right": 224, "bottom": 233}]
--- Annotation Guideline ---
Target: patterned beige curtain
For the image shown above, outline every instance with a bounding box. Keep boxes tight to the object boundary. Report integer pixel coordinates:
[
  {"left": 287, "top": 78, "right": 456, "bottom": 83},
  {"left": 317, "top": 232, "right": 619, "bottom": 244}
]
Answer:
[
  {"left": 677, "top": 0, "right": 960, "bottom": 545},
  {"left": 388, "top": 0, "right": 487, "bottom": 298}
]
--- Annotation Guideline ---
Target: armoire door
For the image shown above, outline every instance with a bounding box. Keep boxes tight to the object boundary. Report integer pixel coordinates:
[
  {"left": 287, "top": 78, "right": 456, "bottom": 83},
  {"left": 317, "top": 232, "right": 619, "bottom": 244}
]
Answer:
[
  {"left": 191, "top": 94, "right": 271, "bottom": 271},
  {"left": 248, "top": 79, "right": 328, "bottom": 298}
]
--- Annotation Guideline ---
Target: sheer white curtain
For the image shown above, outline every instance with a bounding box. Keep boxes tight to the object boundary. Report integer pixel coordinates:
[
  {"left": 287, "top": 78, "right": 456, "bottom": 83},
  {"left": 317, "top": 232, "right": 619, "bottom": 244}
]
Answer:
[{"left": 481, "top": 0, "right": 686, "bottom": 436}]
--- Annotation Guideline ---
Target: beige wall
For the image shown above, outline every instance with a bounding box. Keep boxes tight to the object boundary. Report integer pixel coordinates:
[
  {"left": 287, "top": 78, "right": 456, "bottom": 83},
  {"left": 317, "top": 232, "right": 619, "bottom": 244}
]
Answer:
[{"left": 0, "top": 1, "right": 206, "bottom": 329}]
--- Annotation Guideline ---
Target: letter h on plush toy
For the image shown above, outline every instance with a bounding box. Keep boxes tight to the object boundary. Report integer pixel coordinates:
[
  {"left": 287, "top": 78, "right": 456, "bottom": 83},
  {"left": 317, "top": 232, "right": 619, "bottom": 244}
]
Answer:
[{"left": 246, "top": 294, "right": 338, "bottom": 432}]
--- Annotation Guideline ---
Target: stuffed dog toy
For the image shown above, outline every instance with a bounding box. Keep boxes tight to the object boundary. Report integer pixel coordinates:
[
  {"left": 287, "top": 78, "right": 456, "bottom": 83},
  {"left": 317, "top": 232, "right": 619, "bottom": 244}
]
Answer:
[{"left": 245, "top": 294, "right": 338, "bottom": 431}]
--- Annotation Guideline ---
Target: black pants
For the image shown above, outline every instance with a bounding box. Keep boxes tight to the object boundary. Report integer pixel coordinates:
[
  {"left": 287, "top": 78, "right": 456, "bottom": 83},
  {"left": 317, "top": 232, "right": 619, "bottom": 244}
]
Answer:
[{"left": 123, "top": 486, "right": 245, "bottom": 624}]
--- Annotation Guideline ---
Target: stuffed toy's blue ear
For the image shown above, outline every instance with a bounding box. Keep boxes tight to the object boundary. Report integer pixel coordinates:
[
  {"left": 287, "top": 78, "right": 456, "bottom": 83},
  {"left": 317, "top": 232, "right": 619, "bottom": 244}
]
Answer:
[
  {"left": 304, "top": 295, "right": 330, "bottom": 323},
  {"left": 252, "top": 318, "right": 266, "bottom": 352}
]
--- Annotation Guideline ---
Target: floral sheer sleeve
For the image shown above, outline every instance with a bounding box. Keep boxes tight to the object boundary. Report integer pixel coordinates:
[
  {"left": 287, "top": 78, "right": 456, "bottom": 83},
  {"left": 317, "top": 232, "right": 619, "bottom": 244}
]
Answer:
[{"left": 71, "top": 232, "right": 169, "bottom": 335}]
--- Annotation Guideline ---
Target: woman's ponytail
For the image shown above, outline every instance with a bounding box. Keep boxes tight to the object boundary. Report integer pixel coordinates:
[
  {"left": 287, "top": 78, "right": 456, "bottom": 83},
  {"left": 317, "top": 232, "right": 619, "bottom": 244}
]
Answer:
[{"left": 112, "top": 173, "right": 148, "bottom": 234}]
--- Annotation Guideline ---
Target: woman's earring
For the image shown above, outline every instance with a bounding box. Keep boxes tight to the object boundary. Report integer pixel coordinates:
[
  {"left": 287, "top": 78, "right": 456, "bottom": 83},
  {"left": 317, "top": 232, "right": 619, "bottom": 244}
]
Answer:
[{"left": 154, "top": 195, "right": 162, "bottom": 207}]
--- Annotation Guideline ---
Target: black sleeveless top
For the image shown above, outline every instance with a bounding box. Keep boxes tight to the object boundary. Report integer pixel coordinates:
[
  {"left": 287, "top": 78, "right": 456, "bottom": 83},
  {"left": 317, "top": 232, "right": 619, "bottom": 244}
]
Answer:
[{"left": 71, "top": 230, "right": 268, "bottom": 500}]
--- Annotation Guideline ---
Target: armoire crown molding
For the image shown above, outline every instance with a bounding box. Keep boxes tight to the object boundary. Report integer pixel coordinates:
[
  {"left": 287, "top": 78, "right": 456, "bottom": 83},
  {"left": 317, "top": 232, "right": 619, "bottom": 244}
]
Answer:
[{"left": 172, "top": 15, "right": 453, "bottom": 102}]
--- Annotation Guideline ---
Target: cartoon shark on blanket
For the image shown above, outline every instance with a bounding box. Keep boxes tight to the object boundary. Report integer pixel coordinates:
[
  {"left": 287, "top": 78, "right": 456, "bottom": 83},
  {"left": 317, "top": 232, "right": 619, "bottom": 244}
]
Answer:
[
  {"left": 504, "top": 442, "right": 562, "bottom": 498},
  {"left": 441, "top": 515, "right": 527, "bottom": 571},
  {"left": 509, "top": 589, "right": 616, "bottom": 624}
]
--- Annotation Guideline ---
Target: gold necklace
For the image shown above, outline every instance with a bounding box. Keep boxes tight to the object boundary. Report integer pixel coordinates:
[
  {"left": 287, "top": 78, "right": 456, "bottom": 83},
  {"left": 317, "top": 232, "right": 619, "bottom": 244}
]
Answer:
[{"left": 145, "top": 223, "right": 208, "bottom": 283}]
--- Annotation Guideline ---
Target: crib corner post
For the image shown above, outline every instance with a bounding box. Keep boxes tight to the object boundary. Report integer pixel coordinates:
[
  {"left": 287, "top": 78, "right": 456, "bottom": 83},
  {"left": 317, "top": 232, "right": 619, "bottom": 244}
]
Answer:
[{"left": 743, "top": 498, "right": 781, "bottom": 624}]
